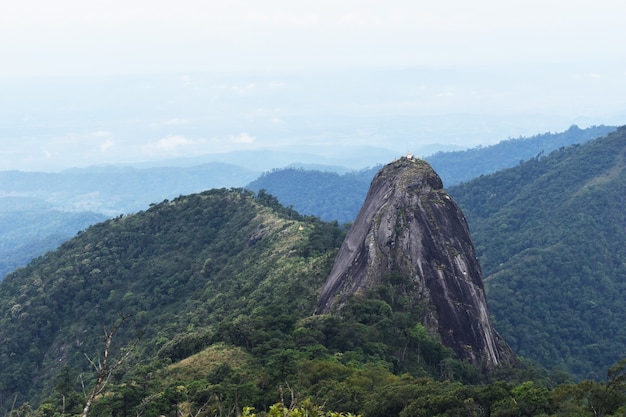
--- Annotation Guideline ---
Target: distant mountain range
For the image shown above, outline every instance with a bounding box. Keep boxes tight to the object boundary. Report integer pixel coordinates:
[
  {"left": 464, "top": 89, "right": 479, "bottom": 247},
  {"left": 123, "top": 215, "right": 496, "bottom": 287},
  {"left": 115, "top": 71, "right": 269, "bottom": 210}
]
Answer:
[
  {"left": 246, "top": 167, "right": 380, "bottom": 224},
  {"left": 0, "top": 197, "right": 107, "bottom": 279},
  {"left": 0, "top": 162, "right": 259, "bottom": 279},
  {"left": 2, "top": 125, "right": 626, "bottom": 415},
  {"left": 246, "top": 125, "right": 616, "bottom": 222},
  {"left": 247, "top": 125, "right": 626, "bottom": 379},
  {"left": 427, "top": 124, "right": 617, "bottom": 186},
  {"left": 0, "top": 124, "right": 616, "bottom": 280},
  {"left": 1, "top": 162, "right": 260, "bottom": 214}
]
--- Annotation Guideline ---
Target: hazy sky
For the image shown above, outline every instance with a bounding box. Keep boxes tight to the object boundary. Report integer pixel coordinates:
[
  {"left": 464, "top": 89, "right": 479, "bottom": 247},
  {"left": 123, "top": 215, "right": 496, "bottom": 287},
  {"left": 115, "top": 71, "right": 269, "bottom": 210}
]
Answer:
[
  {"left": 2, "top": 1, "right": 626, "bottom": 170},
  {"left": 2, "top": 0, "right": 625, "bottom": 75}
]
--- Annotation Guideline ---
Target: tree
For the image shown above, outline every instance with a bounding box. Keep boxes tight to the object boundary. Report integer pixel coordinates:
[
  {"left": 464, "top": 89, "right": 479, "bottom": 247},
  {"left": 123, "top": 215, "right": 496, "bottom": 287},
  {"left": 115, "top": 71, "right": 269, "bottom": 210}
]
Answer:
[
  {"left": 589, "top": 358, "right": 626, "bottom": 417},
  {"left": 81, "top": 315, "right": 142, "bottom": 417}
]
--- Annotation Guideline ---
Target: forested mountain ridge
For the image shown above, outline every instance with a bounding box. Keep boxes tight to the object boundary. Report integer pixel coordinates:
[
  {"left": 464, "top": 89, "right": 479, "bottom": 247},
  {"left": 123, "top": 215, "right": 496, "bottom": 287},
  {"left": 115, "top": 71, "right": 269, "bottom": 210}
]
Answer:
[
  {"left": 448, "top": 125, "right": 626, "bottom": 380},
  {"left": 0, "top": 197, "right": 107, "bottom": 279},
  {"left": 246, "top": 167, "right": 380, "bottom": 223},
  {"left": 0, "top": 162, "right": 259, "bottom": 280},
  {"left": 427, "top": 124, "right": 616, "bottom": 186},
  {"left": 245, "top": 125, "right": 616, "bottom": 223},
  {"left": 0, "top": 189, "right": 340, "bottom": 408},
  {"left": 1, "top": 182, "right": 625, "bottom": 415}
]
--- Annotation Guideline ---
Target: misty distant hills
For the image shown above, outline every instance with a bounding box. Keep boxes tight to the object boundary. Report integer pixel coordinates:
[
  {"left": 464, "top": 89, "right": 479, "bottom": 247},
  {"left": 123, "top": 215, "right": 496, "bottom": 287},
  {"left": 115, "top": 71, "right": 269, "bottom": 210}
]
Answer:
[
  {"left": 246, "top": 167, "right": 380, "bottom": 224},
  {"left": 0, "top": 162, "right": 259, "bottom": 279},
  {"left": 245, "top": 125, "right": 616, "bottom": 222},
  {"left": 0, "top": 197, "right": 107, "bottom": 278},
  {"left": 128, "top": 146, "right": 398, "bottom": 173},
  {"left": 0, "top": 124, "right": 617, "bottom": 279},
  {"left": 2, "top": 162, "right": 260, "bottom": 214},
  {"left": 427, "top": 124, "right": 617, "bottom": 186}
]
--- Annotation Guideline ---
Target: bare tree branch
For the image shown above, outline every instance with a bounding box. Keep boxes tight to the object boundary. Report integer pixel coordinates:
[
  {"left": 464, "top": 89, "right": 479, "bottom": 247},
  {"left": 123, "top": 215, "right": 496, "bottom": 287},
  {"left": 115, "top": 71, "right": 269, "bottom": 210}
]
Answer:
[{"left": 81, "top": 314, "right": 143, "bottom": 417}]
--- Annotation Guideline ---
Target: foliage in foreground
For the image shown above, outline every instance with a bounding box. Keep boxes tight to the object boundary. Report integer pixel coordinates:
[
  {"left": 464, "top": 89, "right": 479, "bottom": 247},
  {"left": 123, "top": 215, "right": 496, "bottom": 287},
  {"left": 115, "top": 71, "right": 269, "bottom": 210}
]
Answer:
[
  {"left": 2, "top": 162, "right": 626, "bottom": 416},
  {"left": 8, "top": 357, "right": 626, "bottom": 417}
]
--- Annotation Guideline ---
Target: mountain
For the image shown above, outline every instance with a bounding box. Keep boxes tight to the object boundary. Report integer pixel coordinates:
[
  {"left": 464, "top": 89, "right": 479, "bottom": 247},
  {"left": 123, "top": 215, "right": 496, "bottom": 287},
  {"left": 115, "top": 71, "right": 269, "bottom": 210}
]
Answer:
[
  {"left": 0, "top": 162, "right": 259, "bottom": 279},
  {"left": 317, "top": 157, "right": 514, "bottom": 369},
  {"left": 0, "top": 179, "right": 625, "bottom": 416},
  {"left": 243, "top": 126, "right": 626, "bottom": 379},
  {"left": 244, "top": 125, "right": 617, "bottom": 224},
  {"left": 1, "top": 176, "right": 507, "bottom": 413},
  {"left": 246, "top": 167, "right": 380, "bottom": 223},
  {"left": 0, "top": 185, "right": 502, "bottom": 417},
  {"left": 1, "top": 162, "right": 260, "bottom": 215},
  {"left": 448, "top": 125, "right": 626, "bottom": 379},
  {"left": 0, "top": 197, "right": 107, "bottom": 279},
  {"left": 427, "top": 124, "right": 616, "bottom": 186},
  {"left": 0, "top": 189, "right": 346, "bottom": 411}
]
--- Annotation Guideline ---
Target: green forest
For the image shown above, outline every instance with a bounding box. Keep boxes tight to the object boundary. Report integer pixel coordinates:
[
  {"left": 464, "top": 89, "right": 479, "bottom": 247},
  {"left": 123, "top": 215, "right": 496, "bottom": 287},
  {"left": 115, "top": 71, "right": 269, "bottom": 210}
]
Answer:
[
  {"left": 0, "top": 197, "right": 107, "bottom": 279},
  {"left": 242, "top": 125, "right": 626, "bottom": 382},
  {"left": 247, "top": 167, "right": 379, "bottom": 224},
  {"left": 1, "top": 127, "right": 626, "bottom": 416},
  {"left": 0, "top": 185, "right": 625, "bottom": 416},
  {"left": 448, "top": 126, "right": 626, "bottom": 380},
  {"left": 427, "top": 124, "right": 616, "bottom": 186}
]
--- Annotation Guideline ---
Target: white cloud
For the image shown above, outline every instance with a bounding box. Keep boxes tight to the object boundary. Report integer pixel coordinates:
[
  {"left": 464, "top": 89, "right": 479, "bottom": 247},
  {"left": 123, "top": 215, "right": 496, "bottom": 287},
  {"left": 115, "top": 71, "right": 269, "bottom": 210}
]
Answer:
[
  {"left": 230, "top": 133, "right": 256, "bottom": 144},
  {"left": 233, "top": 83, "right": 256, "bottom": 95},
  {"left": 152, "top": 135, "right": 197, "bottom": 151},
  {"left": 100, "top": 139, "right": 115, "bottom": 152},
  {"left": 180, "top": 75, "right": 193, "bottom": 86}
]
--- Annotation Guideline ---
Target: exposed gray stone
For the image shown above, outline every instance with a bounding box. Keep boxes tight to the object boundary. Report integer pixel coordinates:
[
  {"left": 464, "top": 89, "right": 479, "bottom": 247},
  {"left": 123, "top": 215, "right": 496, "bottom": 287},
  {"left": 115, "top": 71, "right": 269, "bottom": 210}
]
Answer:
[{"left": 317, "top": 156, "right": 514, "bottom": 369}]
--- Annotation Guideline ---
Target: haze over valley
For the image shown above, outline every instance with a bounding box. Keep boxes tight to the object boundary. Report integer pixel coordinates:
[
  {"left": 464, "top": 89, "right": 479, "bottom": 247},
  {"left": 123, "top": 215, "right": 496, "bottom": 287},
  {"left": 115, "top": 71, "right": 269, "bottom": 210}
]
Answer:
[{"left": 3, "top": 66, "right": 626, "bottom": 172}]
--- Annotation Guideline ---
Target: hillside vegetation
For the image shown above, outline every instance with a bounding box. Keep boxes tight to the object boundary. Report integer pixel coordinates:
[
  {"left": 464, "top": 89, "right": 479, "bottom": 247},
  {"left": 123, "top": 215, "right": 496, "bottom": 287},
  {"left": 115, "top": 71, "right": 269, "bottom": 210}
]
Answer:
[
  {"left": 448, "top": 126, "right": 626, "bottom": 379},
  {"left": 0, "top": 197, "right": 107, "bottom": 279},
  {"left": 0, "top": 189, "right": 343, "bottom": 406},
  {"left": 245, "top": 125, "right": 615, "bottom": 224},
  {"left": 0, "top": 191, "right": 625, "bottom": 416},
  {"left": 0, "top": 163, "right": 259, "bottom": 280},
  {"left": 2, "top": 129, "right": 626, "bottom": 415},
  {"left": 427, "top": 124, "right": 616, "bottom": 186},
  {"left": 247, "top": 167, "right": 380, "bottom": 223}
]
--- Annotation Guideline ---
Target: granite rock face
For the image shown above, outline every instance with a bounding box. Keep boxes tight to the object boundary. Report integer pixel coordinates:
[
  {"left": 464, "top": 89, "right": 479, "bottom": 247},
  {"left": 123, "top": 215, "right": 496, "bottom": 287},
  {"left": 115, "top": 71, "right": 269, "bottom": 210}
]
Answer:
[{"left": 317, "top": 157, "right": 514, "bottom": 368}]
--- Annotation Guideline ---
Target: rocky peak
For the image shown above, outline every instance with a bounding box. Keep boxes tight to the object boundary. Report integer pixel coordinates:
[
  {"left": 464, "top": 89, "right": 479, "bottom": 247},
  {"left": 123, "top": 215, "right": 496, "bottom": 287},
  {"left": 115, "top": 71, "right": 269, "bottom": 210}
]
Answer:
[{"left": 317, "top": 156, "right": 514, "bottom": 368}]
